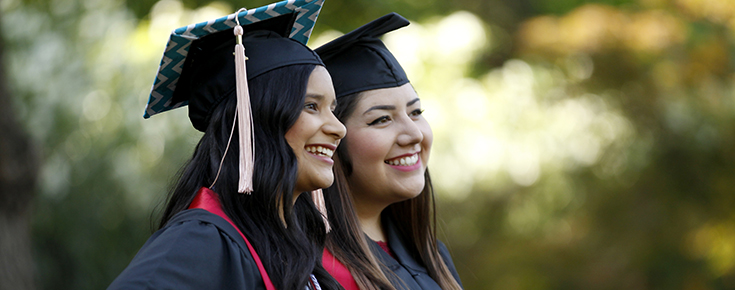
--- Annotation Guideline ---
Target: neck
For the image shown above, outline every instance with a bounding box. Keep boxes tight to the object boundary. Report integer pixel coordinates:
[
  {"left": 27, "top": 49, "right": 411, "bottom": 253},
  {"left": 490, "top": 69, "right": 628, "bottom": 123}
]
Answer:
[
  {"left": 357, "top": 207, "right": 385, "bottom": 242},
  {"left": 292, "top": 191, "right": 302, "bottom": 206},
  {"left": 279, "top": 191, "right": 303, "bottom": 226},
  {"left": 352, "top": 192, "right": 390, "bottom": 242}
]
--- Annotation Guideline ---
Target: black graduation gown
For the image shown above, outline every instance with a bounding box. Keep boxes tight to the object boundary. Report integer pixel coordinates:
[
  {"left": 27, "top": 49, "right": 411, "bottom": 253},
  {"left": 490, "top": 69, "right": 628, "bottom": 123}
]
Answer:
[
  {"left": 108, "top": 209, "right": 266, "bottom": 290},
  {"left": 369, "top": 217, "right": 463, "bottom": 290}
]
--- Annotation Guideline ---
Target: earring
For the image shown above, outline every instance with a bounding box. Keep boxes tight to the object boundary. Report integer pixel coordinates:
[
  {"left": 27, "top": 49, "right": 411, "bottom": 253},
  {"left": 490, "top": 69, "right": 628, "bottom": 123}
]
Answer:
[{"left": 311, "top": 189, "right": 331, "bottom": 233}]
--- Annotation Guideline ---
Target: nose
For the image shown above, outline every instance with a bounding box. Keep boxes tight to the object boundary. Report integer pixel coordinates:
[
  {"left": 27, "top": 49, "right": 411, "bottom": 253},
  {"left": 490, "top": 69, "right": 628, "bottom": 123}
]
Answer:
[
  {"left": 324, "top": 111, "right": 347, "bottom": 140},
  {"left": 396, "top": 115, "right": 423, "bottom": 147}
]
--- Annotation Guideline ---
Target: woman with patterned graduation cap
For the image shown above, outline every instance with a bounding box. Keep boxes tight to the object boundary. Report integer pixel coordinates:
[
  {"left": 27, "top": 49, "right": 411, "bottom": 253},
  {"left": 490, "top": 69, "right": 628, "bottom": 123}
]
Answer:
[
  {"left": 315, "top": 13, "right": 463, "bottom": 290},
  {"left": 108, "top": 1, "right": 346, "bottom": 289}
]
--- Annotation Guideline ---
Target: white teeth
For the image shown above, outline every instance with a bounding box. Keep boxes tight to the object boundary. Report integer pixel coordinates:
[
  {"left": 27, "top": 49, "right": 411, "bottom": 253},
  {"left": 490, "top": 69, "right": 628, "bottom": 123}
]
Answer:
[
  {"left": 305, "top": 146, "right": 333, "bottom": 158},
  {"left": 386, "top": 154, "right": 419, "bottom": 166}
]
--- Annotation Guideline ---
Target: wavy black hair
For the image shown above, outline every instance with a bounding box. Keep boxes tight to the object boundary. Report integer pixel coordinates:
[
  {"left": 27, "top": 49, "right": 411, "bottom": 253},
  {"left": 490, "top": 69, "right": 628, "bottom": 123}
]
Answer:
[
  {"left": 159, "top": 64, "right": 341, "bottom": 290},
  {"left": 324, "top": 91, "right": 461, "bottom": 290}
]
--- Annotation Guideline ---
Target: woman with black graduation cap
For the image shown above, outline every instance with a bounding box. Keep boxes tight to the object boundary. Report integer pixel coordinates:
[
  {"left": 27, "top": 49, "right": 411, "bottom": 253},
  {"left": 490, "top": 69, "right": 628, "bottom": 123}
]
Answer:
[
  {"left": 316, "top": 13, "right": 463, "bottom": 290},
  {"left": 108, "top": 1, "right": 346, "bottom": 289}
]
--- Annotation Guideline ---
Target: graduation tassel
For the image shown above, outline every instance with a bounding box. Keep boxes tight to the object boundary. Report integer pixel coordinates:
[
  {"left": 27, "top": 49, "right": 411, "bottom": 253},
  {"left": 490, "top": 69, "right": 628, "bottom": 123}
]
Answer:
[
  {"left": 312, "top": 189, "right": 331, "bottom": 233},
  {"left": 234, "top": 15, "right": 255, "bottom": 194}
]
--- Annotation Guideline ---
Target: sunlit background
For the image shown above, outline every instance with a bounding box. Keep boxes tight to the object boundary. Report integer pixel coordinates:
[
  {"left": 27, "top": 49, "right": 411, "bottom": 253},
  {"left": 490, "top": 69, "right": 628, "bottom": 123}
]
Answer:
[{"left": 2, "top": 0, "right": 735, "bottom": 289}]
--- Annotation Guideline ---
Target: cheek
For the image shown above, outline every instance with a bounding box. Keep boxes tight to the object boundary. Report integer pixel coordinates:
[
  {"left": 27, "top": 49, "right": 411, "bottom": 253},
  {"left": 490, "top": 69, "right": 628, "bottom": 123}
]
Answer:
[
  {"left": 284, "top": 134, "right": 300, "bottom": 154},
  {"left": 419, "top": 121, "right": 433, "bottom": 160},
  {"left": 284, "top": 114, "right": 316, "bottom": 150},
  {"left": 285, "top": 119, "right": 304, "bottom": 148},
  {"left": 421, "top": 124, "right": 433, "bottom": 147},
  {"left": 344, "top": 129, "right": 387, "bottom": 167}
]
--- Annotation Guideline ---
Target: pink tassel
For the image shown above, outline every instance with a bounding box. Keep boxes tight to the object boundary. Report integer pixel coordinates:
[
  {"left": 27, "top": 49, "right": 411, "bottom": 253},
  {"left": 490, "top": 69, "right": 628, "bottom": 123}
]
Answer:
[
  {"left": 312, "top": 189, "right": 331, "bottom": 233},
  {"left": 234, "top": 25, "right": 255, "bottom": 194}
]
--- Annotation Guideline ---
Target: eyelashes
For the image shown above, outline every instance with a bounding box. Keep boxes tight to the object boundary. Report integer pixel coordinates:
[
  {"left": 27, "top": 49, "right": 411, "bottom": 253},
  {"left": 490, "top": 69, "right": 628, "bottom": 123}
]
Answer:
[
  {"left": 368, "top": 116, "right": 391, "bottom": 126},
  {"left": 304, "top": 102, "right": 318, "bottom": 111},
  {"left": 367, "top": 109, "right": 424, "bottom": 126}
]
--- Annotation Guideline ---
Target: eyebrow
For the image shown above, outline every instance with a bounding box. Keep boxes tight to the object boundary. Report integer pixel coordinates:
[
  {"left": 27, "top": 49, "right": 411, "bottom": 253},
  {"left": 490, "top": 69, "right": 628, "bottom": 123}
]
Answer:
[
  {"left": 306, "top": 94, "right": 338, "bottom": 107},
  {"left": 364, "top": 105, "right": 395, "bottom": 115},
  {"left": 363, "top": 98, "right": 421, "bottom": 115},
  {"left": 407, "top": 98, "right": 420, "bottom": 106},
  {"left": 305, "top": 94, "right": 324, "bottom": 101}
]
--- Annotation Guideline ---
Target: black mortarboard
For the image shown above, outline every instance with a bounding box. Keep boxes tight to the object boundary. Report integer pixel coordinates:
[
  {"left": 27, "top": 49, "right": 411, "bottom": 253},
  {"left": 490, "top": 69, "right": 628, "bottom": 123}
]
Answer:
[
  {"left": 179, "top": 28, "right": 324, "bottom": 132},
  {"left": 315, "top": 13, "right": 410, "bottom": 98},
  {"left": 144, "top": 0, "right": 325, "bottom": 127},
  {"left": 144, "top": 0, "right": 326, "bottom": 194}
]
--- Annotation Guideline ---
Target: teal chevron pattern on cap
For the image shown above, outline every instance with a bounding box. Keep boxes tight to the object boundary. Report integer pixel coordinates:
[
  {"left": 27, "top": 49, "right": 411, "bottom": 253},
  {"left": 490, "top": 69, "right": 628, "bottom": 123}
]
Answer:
[{"left": 144, "top": 0, "right": 325, "bottom": 118}]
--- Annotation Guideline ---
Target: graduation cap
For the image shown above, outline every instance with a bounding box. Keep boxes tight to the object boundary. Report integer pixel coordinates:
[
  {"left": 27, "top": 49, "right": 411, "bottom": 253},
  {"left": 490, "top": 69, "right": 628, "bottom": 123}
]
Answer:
[
  {"left": 144, "top": 0, "right": 325, "bottom": 119},
  {"left": 143, "top": 0, "right": 325, "bottom": 194},
  {"left": 315, "top": 12, "right": 410, "bottom": 98}
]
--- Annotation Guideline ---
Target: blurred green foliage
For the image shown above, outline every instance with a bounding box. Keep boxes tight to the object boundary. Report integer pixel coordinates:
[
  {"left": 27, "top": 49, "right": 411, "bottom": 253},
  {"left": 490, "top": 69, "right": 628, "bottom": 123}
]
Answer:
[{"left": 2, "top": 0, "right": 735, "bottom": 289}]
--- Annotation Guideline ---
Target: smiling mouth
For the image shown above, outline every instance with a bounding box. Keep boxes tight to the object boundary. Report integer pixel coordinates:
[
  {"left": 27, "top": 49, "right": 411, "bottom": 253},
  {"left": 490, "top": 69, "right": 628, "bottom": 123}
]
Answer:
[
  {"left": 305, "top": 145, "right": 334, "bottom": 158},
  {"left": 385, "top": 153, "right": 419, "bottom": 166}
]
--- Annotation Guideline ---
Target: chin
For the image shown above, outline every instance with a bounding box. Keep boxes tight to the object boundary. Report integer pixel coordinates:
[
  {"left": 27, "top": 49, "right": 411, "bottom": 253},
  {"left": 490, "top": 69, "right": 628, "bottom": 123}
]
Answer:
[
  {"left": 315, "top": 177, "right": 334, "bottom": 190},
  {"left": 316, "top": 182, "right": 333, "bottom": 190},
  {"left": 392, "top": 189, "right": 423, "bottom": 203},
  {"left": 394, "top": 182, "right": 425, "bottom": 201}
]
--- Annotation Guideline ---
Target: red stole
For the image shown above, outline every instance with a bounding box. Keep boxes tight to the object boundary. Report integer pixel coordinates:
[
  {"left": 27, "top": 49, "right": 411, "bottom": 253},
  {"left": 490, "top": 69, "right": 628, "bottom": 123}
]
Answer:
[
  {"left": 322, "top": 248, "right": 360, "bottom": 290},
  {"left": 188, "top": 187, "right": 276, "bottom": 290}
]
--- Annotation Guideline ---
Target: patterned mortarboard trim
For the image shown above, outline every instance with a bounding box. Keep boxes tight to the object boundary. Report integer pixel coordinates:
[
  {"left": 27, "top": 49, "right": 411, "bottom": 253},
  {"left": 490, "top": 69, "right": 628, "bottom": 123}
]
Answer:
[{"left": 144, "top": 0, "right": 324, "bottom": 118}]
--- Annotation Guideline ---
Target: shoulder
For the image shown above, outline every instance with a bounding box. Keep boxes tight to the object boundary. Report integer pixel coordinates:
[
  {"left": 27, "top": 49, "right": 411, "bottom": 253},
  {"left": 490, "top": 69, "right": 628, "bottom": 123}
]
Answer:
[
  {"left": 436, "top": 239, "right": 463, "bottom": 288},
  {"left": 108, "top": 209, "right": 263, "bottom": 290},
  {"left": 436, "top": 240, "right": 451, "bottom": 259}
]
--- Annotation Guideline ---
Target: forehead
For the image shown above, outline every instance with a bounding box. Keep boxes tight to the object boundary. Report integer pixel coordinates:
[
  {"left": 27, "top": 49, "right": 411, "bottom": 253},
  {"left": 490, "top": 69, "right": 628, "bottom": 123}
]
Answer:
[
  {"left": 306, "top": 66, "right": 335, "bottom": 97},
  {"left": 356, "top": 83, "right": 418, "bottom": 107}
]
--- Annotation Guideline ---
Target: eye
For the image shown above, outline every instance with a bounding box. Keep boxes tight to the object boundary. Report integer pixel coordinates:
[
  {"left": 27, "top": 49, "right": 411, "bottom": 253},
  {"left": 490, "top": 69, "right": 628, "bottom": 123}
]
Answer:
[
  {"left": 409, "top": 109, "right": 424, "bottom": 117},
  {"left": 304, "top": 102, "right": 318, "bottom": 111},
  {"left": 368, "top": 116, "right": 391, "bottom": 126}
]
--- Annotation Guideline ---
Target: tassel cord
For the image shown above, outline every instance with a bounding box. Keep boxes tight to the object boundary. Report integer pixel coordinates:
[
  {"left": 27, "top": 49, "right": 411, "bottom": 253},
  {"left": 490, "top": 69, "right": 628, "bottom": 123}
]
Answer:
[
  {"left": 312, "top": 189, "right": 331, "bottom": 233},
  {"left": 209, "top": 110, "right": 239, "bottom": 190}
]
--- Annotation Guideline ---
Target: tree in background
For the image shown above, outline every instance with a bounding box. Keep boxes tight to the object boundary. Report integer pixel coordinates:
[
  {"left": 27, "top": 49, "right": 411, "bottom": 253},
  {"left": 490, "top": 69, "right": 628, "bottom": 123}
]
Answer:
[{"left": 0, "top": 11, "right": 38, "bottom": 290}]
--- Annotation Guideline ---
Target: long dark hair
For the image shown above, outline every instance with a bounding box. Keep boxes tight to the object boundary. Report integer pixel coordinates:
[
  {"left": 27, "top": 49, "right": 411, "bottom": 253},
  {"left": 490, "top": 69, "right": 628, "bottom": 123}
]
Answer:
[
  {"left": 324, "top": 91, "right": 461, "bottom": 290},
  {"left": 159, "top": 64, "right": 341, "bottom": 290}
]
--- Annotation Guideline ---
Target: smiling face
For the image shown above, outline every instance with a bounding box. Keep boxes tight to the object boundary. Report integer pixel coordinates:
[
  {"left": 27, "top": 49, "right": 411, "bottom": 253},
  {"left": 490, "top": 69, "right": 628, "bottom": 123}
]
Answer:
[
  {"left": 286, "top": 66, "right": 346, "bottom": 194},
  {"left": 341, "top": 83, "right": 433, "bottom": 210}
]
